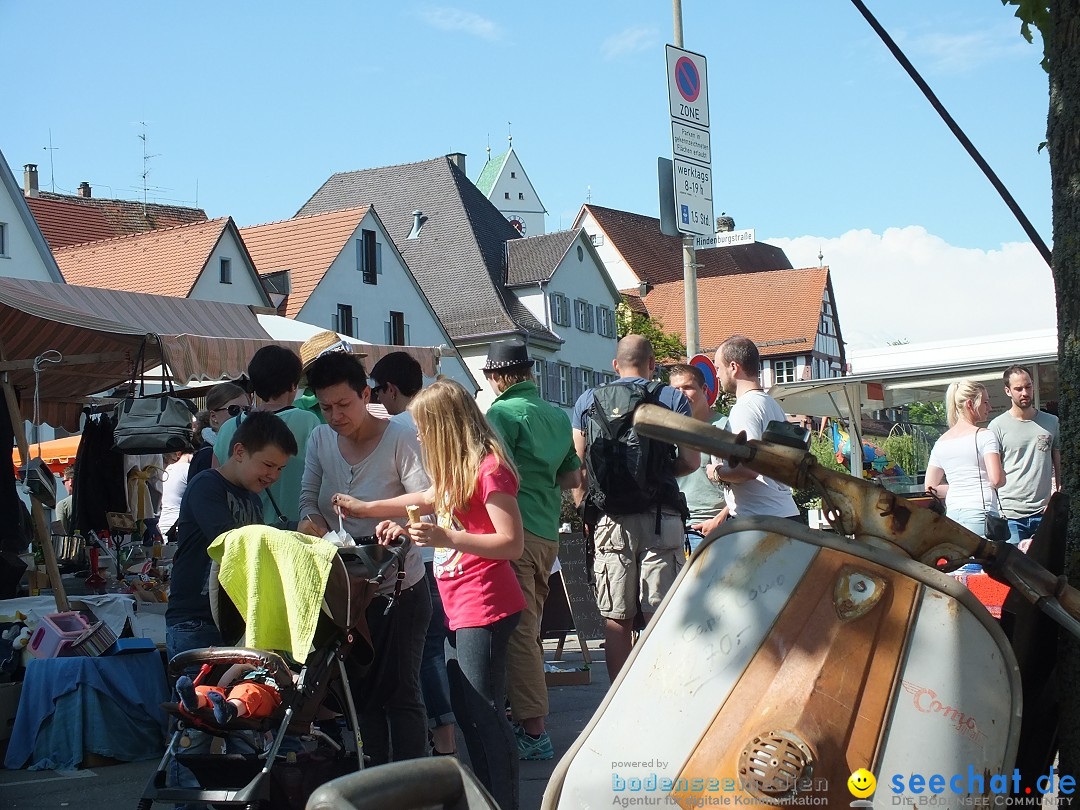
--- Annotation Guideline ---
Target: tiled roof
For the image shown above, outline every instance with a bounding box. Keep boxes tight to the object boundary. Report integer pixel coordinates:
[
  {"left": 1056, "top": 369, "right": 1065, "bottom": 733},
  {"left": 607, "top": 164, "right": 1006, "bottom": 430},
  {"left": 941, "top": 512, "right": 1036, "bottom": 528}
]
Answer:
[
  {"left": 296, "top": 155, "right": 559, "bottom": 344},
  {"left": 240, "top": 208, "right": 370, "bottom": 318},
  {"left": 505, "top": 229, "right": 578, "bottom": 286},
  {"left": 579, "top": 204, "right": 793, "bottom": 288},
  {"left": 475, "top": 149, "right": 509, "bottom": 197},
  {"left": 53, "top": 218, "right": 232, "bottom": 297},
  {"left": 641, "top": 266, "right": 832, "bottom": 358},
  {"left": 27, "top": 191, "right": 208, "bottom": 249}
]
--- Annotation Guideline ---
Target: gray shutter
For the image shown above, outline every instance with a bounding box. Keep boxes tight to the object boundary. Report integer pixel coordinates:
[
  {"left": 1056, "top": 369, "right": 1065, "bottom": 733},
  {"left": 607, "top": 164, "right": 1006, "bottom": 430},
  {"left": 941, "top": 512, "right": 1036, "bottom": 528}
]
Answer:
[
  {"left": 384, "top": 321, "right": 392, "bottom": 343},
  {"left": 545, "top": 362, "right": 559, "bottom": 401},
  {"left": 376, "top": 241, "right": 383, "bottom": 275}
]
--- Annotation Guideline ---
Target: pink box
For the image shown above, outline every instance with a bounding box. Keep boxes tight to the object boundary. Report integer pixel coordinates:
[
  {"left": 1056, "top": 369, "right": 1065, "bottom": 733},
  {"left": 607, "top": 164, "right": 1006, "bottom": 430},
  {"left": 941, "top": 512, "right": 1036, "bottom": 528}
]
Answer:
[{"left": 28, "top": 611, "right": 90, "bottom": 658}]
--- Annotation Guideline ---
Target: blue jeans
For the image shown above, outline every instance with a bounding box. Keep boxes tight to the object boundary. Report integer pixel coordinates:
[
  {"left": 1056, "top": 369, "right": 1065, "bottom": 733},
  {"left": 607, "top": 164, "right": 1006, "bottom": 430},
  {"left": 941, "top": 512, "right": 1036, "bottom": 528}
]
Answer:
[
  {"left": 946, "top": 507, "right": 997, "bottom": 540},
  {"left": 166, "top": 617, "right": 223, "bottom": 664},
  {"left": 1008, "top": 513, "right": 1042, "bottom": 545},
  {"left": 165, "top": 617, "right": 227, "bottom": 810},
  {"left": 446, "top": 613, "right": 521, "bottom": 810},
  {"left": 420, "top": 562, "right": 455, "bottom": 729}
]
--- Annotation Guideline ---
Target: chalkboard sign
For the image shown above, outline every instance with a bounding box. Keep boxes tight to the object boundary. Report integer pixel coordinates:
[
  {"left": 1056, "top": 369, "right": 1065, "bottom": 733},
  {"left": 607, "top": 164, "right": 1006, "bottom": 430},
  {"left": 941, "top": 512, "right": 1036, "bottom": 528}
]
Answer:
[{"left": 541, "top": 532, "right": 606, "bottom": 641}]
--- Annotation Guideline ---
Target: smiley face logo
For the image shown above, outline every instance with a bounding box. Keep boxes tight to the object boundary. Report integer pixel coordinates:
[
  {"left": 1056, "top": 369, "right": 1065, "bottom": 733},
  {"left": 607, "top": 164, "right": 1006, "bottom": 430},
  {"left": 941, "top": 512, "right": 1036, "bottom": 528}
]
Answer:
[{"left": 848, "top": 769, "right": 876, "bottom": 798}]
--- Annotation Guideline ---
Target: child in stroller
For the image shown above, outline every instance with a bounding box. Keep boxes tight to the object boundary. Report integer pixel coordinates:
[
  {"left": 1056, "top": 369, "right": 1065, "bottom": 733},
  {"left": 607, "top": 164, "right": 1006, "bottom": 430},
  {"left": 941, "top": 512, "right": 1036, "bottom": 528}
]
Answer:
[{"left": 139, "top": 529, "right": 411, "bottom": 810}]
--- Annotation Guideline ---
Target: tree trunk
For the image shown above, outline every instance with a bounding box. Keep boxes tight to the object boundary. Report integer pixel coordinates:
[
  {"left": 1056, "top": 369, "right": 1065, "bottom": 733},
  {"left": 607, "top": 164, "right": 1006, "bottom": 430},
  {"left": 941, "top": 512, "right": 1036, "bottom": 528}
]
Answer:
[{"left": 1050, "top": 0, "right": 1080, "bottom": 781}]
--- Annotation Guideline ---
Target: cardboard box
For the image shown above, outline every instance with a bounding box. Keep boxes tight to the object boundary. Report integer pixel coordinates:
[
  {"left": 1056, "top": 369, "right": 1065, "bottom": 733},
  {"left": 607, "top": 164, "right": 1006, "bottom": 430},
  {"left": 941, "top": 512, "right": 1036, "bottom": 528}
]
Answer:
[
  {"left": 0, "top": 681, "right": 22, "bottom": 742},
  {"left": 545, "top": 667, "right": 591, "bottom": 687}
]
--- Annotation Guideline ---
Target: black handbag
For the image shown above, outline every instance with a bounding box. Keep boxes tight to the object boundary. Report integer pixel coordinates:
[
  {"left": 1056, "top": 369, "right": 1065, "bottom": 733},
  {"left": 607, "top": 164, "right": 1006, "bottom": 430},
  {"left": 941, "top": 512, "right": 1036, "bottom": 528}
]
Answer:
[
  {"left": 112, "top": 338, "right": 198, "bottom": 455},
  {"left": 976, "top": 429, "right": 1011, "bottom": 543}
]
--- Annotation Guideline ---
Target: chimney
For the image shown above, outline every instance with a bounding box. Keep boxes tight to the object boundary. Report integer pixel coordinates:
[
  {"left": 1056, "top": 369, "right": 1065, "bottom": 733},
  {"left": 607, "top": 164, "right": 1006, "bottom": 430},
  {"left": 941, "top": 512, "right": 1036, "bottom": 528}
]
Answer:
[
  {"left": 23, "top": 164, "right": 39, "bottom": 197},
  {"left": 447, "top": 152, "right": 466, "bottom": 174},
  {"left": 408, "top": 210, "right": 425, "bottom": 239},
  {"left": 77, "top": 181, "right": 92, "bottom": 198}
]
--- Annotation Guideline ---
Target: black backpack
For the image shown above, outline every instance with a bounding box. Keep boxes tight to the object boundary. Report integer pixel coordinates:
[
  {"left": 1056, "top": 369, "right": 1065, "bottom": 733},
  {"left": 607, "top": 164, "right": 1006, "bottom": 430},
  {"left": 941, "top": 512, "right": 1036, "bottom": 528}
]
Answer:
[{"left": 584, "top": 380, "right": 683, "bottom": 517}]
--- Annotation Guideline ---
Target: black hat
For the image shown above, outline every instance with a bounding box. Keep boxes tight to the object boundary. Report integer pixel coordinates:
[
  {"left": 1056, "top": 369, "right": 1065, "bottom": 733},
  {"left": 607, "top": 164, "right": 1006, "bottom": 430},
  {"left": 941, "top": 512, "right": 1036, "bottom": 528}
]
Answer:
[{"left": 482, "top": 339, "right": 532, "bottom": 372}]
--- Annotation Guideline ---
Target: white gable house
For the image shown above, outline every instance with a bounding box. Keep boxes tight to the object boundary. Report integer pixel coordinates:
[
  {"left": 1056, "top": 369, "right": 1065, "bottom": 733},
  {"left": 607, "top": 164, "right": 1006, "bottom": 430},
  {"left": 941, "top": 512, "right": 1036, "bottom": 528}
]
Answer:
[{"left": 0, "top": 154, "right": 64, "bottom": 283}]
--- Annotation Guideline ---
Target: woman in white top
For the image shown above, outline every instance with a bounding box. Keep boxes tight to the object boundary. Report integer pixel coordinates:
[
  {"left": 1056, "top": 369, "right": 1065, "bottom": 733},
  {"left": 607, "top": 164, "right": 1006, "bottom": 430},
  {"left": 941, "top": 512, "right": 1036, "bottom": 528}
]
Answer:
[{"left": 924, "top": 379, "right": 1006, "bottom": 538}]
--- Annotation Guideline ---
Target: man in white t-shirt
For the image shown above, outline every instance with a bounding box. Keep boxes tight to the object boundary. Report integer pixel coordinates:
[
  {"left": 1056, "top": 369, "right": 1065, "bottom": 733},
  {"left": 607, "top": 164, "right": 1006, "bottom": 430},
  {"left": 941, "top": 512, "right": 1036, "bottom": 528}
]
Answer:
[{"left": 706, "top": 335, "right": 799, "bottom": 519}]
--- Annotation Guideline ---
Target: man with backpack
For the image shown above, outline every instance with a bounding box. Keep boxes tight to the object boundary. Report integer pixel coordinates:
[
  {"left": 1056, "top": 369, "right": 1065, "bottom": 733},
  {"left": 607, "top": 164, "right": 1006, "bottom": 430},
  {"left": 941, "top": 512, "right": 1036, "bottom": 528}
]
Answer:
[{"left": 572, "top": 335, "right": 699, "bottom": 681}]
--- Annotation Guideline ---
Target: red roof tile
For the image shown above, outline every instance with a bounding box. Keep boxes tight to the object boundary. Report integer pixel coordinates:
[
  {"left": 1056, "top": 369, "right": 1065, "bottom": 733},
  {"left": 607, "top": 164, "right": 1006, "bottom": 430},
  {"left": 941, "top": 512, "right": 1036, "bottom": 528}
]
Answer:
[
  {"left": 240, "top": 208, "right": 371, "bottom": 318},
  {"left": 27, "top": 192, "right": 208, "bottom": 249},
  {"left": 53, "top": 218, "right": 232, "bottom": 297},
  {"left": 642, "top": 267, "right": 832, "bottom": 358},
  {"left": 579, "top": 204, "right": 793, "bottom": 287}
]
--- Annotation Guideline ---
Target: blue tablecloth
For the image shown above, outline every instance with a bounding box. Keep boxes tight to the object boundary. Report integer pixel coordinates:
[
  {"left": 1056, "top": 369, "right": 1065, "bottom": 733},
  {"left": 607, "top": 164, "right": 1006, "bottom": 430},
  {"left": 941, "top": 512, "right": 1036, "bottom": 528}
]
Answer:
[{"left": 4, "top": 651, "right": 169, "bottom": 770}]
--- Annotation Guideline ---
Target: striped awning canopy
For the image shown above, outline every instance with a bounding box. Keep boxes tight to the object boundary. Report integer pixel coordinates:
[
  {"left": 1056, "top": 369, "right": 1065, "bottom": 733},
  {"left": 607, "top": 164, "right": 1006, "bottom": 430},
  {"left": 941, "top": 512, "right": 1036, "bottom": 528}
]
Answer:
[{"left": 0, "top": 278, "right": 282, "bottom": 430}]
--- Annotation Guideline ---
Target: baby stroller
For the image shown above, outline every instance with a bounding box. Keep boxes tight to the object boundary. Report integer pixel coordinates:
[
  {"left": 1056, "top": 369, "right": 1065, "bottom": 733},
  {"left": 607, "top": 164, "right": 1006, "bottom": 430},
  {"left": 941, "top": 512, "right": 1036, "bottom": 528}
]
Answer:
[{"left": 138, "top": 535, "right": 411, "bottom": 810}]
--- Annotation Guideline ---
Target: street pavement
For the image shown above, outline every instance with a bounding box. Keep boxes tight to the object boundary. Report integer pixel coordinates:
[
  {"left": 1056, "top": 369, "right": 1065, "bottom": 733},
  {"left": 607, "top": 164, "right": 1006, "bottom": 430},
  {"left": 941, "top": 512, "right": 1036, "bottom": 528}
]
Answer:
[{"left": 0, "top": 639, "right": 609, "bottom": 810}]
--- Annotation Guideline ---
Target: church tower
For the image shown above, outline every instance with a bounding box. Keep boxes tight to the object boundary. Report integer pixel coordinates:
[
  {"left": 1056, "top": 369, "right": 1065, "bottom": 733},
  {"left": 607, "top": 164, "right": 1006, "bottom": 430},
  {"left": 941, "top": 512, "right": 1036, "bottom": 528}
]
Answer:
[{"left": 475, "top": 135, "right": 547, "bottom": 236}]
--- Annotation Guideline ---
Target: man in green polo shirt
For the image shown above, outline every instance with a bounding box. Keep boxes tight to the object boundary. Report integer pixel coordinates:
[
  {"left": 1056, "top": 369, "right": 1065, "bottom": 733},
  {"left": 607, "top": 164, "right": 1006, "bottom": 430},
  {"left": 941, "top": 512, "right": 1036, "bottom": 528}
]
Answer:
[{"left": 483, "top": 339, "right": 582, "bottom": 762}]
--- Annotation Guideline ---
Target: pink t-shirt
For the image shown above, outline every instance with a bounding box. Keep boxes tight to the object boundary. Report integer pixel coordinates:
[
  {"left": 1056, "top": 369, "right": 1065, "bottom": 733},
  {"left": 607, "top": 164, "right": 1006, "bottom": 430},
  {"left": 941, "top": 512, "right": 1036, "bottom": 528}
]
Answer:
[{"left": 433, "top": 454, "right": 526, "bottom": 630}]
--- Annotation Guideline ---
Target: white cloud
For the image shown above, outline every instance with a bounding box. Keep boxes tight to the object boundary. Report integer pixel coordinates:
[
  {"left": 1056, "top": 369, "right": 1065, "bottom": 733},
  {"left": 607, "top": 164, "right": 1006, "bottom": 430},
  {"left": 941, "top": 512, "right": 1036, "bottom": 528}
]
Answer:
[
  {"left": 415, "top": 5, "right": 501, "bottom": 40},
  {"left": 602, "top": 26, "right": 655, "bottom": 61},
  {"left": 766, "top": 226, "right": 1054, "bottom": 350},
  {"left": 901, "top": 23, "right": 1030, "bottom": 73}
]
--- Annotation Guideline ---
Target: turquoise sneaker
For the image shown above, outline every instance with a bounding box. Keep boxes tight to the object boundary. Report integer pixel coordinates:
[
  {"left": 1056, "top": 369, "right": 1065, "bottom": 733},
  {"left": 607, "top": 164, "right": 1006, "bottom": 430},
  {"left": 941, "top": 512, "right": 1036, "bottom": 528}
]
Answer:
[{"left": 517, "top": 729, "right": 554, "bottom": 761}]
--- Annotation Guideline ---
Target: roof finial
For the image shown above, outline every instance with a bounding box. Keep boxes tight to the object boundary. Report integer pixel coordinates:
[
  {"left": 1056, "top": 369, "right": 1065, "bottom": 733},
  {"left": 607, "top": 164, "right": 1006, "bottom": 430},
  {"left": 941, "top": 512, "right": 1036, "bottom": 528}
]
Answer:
[
  {"left": 486, "top": 133, "right": 491, "bottom": 159},
  {"left": 507, "top": 121, "right": 512, "bottom": 147},
  {"left": 818, "top": 246, "right": 824, "bottom": 267},
  {"left": 587, "top": 184, "right": 592, "bottom": 204}
]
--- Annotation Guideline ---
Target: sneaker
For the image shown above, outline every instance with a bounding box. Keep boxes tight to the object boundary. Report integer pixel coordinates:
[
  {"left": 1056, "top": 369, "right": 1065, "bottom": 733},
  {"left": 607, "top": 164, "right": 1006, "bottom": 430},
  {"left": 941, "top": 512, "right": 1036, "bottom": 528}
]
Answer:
[{"left": 517, "top": 729, "right": 554, "bottom": 761}]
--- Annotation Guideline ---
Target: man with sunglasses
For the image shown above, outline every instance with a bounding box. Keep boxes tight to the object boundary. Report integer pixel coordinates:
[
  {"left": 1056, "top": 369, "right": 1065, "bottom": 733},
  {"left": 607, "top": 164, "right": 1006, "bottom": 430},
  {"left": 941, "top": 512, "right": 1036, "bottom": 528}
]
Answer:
[
  {"left": 369, "top": 351, "right": 423, "bottom": 427},
  {"left": 214, "top": 346, "right": 320, "bottom": 527}
]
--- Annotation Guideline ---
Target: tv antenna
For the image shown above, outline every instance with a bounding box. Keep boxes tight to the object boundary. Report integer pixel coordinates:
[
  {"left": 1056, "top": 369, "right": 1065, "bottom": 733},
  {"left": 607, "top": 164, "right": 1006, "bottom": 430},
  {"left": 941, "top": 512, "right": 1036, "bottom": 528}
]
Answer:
[
  {"left": 42, "top": 129, "right": 59, "bottom": 193},
  {"left": 137, "top": 122, "right": 160, "bottom": 213}
]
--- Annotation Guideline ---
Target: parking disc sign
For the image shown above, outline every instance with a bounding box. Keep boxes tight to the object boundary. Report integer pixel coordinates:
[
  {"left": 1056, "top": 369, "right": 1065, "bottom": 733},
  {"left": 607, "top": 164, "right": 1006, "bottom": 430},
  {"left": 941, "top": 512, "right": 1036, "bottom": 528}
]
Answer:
[{"left": 667, "top": 45, "right": 709, "bottom": 128}]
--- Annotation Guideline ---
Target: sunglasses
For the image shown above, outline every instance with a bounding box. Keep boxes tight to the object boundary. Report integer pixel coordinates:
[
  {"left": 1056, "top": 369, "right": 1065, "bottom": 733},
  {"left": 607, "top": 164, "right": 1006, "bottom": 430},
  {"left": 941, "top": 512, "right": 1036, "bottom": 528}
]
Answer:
[
  {"left": 213, "top": 404, "right": 250, "bottom": 417},
  {"left": 370, "top": 383, "right": 387, "bottom": 399}
]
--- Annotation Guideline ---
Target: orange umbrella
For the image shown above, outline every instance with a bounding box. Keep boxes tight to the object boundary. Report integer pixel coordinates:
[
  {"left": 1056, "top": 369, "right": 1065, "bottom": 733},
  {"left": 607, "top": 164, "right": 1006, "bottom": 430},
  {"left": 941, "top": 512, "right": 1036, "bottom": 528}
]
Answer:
[{"left": 12, "top": 435, "right": 82, "bottom": 476}]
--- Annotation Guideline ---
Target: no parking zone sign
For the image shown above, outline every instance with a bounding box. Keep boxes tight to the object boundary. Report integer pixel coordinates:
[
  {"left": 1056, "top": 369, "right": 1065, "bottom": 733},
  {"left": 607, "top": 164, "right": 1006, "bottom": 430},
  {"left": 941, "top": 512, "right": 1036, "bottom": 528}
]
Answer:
[{"left": 689, "top": 353, "right": 719, "bottom": 406}]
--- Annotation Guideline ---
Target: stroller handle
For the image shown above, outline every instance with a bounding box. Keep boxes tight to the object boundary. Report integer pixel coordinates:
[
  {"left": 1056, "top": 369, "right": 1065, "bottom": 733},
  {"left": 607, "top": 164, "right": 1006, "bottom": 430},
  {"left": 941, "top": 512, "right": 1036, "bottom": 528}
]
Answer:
[{"left": 167, "top": 646, "right": 295, "bottom": 689}]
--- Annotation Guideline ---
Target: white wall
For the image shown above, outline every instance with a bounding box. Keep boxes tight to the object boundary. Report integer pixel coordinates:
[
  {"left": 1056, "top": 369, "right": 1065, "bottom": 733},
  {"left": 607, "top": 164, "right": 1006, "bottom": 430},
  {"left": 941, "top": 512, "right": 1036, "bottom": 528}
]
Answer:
[
  {"left": 0, "top": 192, "right": 57, "bottom": 282},
  {"left": 577, "top": 209, "right": 638, "bottom": 291},
  {"left": 489, "top": 151, "right": 545, "bottom": 237},
  {"left": 297, "top": 211, "right": 478, "bottom": 393},
  {"left": 189, "top": 230, "right": 267, "bottom": 305}
]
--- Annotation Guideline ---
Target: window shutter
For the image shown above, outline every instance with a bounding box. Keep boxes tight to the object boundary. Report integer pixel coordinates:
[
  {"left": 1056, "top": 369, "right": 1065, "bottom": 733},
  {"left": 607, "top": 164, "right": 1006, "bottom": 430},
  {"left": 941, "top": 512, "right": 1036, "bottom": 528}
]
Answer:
[
  {"left": 587, "top": 304, "right": 595, "bottom": 332},
  {"left": 384, "top": 321, "right": 392, "bottom": 343},
  {"left": 403, "top": 323, "right": 410, "bottom": 344},
  {"left": 571, "top": 367, "right": 583, "bottom": 401},
  {"left": 545, "top": 362, "right": 559, "bottom": 401},
  {"left": 376, "top": 241, "right": 383, "bottom": 275}
]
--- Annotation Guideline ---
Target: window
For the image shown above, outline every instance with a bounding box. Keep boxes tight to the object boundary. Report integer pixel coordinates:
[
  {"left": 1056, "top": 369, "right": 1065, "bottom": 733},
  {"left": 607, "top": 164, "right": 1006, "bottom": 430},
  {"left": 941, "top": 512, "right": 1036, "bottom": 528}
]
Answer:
[
  {"left": 577, "top": 245, "right": 584, "bottom": 262},
  {"left": 596, "top": 306, "right": 615, "bottom": 338},
  {"left": 518, "top": 192, "right": 524, "bottom": 200},
  {"left": 549, "top": 292, "right": 571, "bottom": 327},
  {"left": 590, "top": 233, "right": 604, "bottom": 247},
  {"left": 572, "top": 367, "right": 591, "bottom": 401},
  {"left": 358, "top": 229, "right": 382, "bottom": 285},
  {"left": 774, "top": 359, "right": 796, "bottom": 384},
  {"left": 334, "top": 303, "right": 355, "bottom": 338},
  {"left": 0, "top": 222, "right": 7, "bottom": 256},
  {"left": 574, "top": 299, "right": 594, "bottom": 332},
  {"left": 504, "top": 192, "right": 510, "bottom": 200},
  {"left": 510, "top": 171, "right": 516, "bottom": 178},
  {"left": 533, "top": 358, "right": 546, "bottom": 400},
  {"left": 219, "top": 257, "right": 232, "bottom": 284},
  {"left": 385, "top": 311, "right": 409, "bottom": 345},
  {"left": 557, "top": 363, "right": 572, "bottom": 405}
]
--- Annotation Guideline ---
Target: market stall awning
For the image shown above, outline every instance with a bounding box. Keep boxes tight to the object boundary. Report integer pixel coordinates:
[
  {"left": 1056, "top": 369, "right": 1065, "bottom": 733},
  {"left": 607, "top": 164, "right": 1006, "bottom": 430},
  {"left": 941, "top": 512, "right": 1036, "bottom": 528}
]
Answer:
[
  {"left": 0, "top": 277, "right": 282, "bottom": 429},
  {"left": 12, "top": 435, "right": 81, "bottom": 474}
]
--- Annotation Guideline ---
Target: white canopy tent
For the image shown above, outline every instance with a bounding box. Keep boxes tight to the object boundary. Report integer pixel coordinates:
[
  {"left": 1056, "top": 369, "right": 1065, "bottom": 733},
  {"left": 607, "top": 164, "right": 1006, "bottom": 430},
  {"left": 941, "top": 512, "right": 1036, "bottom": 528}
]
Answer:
[{"left": 769, "top": 329, "right": 1058, "bottom": 477}]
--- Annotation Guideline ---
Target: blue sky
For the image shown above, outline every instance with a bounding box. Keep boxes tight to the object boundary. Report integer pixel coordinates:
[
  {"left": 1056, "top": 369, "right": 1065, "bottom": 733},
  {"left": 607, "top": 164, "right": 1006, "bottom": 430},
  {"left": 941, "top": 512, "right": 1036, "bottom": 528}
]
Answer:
[{"left": 1, "top": 1, "right": 1054, "bottom": 348}]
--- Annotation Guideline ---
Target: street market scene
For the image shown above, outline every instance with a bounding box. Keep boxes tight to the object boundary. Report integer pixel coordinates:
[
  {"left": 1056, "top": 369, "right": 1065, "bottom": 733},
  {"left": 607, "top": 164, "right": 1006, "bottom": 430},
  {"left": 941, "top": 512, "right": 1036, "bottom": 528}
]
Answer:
[{"left": 0, "top": 1, "right": 1076, "bottom": 808}]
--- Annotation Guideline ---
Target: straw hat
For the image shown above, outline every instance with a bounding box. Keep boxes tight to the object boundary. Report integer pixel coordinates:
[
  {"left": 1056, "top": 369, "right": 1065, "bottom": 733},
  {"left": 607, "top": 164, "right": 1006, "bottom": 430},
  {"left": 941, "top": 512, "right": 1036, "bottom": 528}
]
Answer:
[{"left": 299, "top": 330, "right": 365, "bottom": 370}]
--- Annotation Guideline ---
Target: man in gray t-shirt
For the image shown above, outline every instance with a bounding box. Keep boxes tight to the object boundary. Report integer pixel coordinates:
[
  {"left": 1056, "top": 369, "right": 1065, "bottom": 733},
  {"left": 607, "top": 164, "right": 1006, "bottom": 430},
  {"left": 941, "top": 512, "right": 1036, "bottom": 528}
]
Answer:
[{"left": 988, "top": 365, "right": 1061, "bottom": 544}]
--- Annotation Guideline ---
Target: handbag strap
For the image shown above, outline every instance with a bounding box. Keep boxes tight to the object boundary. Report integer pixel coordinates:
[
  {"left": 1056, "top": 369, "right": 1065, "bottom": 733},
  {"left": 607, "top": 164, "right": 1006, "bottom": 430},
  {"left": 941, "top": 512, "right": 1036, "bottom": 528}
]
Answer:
[
  {"left": 155, "top": 337, "right": 177, "bottom": 396},
  {"left": 974, "top": 428, "right": 990, "bottom": 512}
]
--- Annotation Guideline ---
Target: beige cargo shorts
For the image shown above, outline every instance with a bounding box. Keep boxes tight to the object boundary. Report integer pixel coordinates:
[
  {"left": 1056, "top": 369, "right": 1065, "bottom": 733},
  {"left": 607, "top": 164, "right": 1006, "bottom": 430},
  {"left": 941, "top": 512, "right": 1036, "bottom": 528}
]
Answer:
[{"left": 592, "top": 510, "right": 685, "bottom": 621}]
